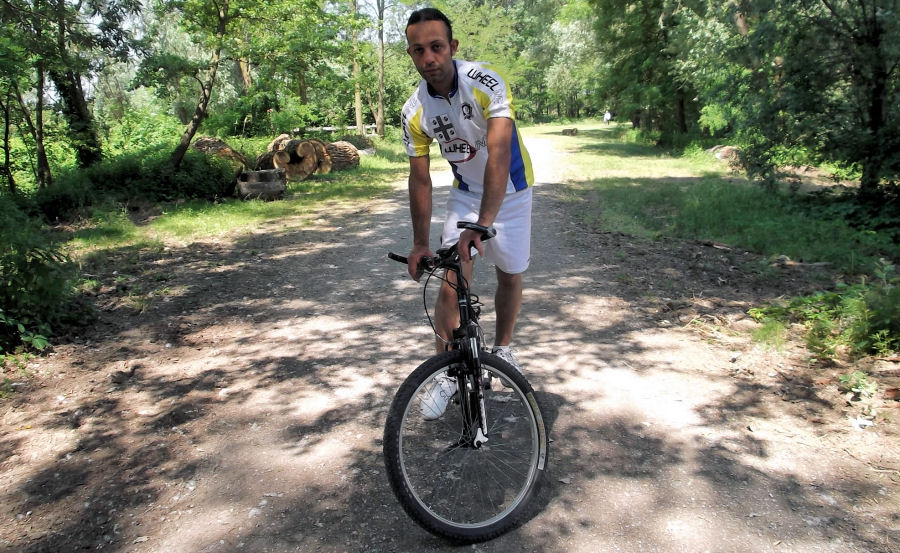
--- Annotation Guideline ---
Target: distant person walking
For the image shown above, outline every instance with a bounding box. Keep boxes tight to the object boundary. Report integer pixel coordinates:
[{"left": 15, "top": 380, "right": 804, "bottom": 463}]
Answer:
[{"left": 604, "top": 110, "right": 612, "bottom": 125}]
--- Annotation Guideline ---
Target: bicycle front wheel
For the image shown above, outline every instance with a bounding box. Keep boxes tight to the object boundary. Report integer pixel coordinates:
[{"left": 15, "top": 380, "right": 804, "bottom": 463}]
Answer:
[{"left": 383, "top": 350, "right": 548, "bottom": 542}]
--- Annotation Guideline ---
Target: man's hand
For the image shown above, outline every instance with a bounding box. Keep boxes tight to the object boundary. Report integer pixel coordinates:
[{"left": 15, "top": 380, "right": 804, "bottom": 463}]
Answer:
[
  {"left": 457, "top": 228, "right": 484, "bottom": 263},
  {"left": 407, "top": 244, "right": 434, "bottom": 281}
]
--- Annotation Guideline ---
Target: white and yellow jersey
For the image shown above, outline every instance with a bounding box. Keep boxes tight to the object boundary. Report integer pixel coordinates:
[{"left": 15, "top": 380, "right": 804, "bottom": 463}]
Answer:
[{"left": 401, "top": 60, "right": 533, "bottom": 195}]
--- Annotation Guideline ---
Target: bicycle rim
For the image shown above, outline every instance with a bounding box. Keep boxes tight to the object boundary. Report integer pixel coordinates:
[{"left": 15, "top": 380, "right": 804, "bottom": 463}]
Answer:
[{"left": 385, "top": 351, "right": 547, "bottom": 541}]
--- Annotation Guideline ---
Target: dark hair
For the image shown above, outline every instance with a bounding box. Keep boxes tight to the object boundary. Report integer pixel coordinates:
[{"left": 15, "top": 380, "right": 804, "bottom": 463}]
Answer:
[{"left": 406, "top": 8, "right": 453, "bottom": 42}]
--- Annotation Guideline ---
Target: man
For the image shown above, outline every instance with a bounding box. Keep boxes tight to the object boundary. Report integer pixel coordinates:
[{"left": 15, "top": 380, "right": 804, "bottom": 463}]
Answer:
[{"left": 401, "top": 7, "right": 534, "bottom": 401}]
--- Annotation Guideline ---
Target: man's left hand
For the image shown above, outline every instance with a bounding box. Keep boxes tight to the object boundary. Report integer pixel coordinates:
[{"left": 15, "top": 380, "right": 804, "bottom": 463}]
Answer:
[{"left": 457, "top": 228, "right": 484, "bottom": 262}]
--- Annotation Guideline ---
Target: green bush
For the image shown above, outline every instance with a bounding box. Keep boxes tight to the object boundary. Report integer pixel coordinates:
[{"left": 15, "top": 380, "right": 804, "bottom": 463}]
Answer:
[
  {"left": 32, "top": 147, "right": 237, "bottom": 222},
  {"left": 750, "top": 259, "right": 900, "bottom": 357},
  {"left": 0, "top": 196, "right": 79, "bottom": 353}
]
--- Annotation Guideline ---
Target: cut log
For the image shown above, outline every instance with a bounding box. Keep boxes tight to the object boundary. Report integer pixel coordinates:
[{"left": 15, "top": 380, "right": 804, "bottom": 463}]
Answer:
[
  {"left": 272, "top": 150, "right": 291, "bottom": 169},
  {"left": 325, "top": 141, "right": 360, "bottom": 171},
  {"left": 281, "top": 139, "right": 318, "bottom": 180},
  {"left": 237, "top": 169, "right": 286, "bottom": 200},
  {"left": 308, "top": 139, "right": 332, "bottom": 174},
  {"left": 255, "top": 150, "right": 276, "bottom": 170},
  {"left": 267, "top": 133, "right": 292, "bottom": 152}
]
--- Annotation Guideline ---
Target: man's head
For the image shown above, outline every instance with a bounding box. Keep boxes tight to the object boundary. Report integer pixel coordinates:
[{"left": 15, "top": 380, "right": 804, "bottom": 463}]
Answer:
[
  {"left": 406, "top": 8, "right": 453, "bottom": 42},
  {"left": 405, "top": 8, "right": 458, "bottom": 97}
]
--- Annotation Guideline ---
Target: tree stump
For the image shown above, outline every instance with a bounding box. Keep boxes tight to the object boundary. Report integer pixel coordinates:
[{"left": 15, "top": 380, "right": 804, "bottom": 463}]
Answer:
[
  {"left": 561, "top": 128, "right": 578, "bottom": 136},
  {"left": 237, "top": 169, "right": 286, "bottom": 200},
  {"left": 325, "top": 141, "right": 360, "bottom": 171}
]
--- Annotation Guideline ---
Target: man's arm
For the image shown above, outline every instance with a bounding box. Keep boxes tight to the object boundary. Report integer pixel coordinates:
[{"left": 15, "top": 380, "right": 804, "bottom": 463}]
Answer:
[
  {"left": 458, "top": 117, "right": 513, "bottom": 262},
  {"left": 407, "top": 154, "right": 434, "bottom": 280}
]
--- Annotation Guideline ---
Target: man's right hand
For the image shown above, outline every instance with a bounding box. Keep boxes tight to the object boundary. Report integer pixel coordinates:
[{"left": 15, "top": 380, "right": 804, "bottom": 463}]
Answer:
[{"left": 407, "top": 245, "right": 434, "bottom": 281}]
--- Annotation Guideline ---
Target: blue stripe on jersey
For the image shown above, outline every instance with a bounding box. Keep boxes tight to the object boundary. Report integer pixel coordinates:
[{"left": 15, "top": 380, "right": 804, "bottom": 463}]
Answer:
[
  {"left": 509, "top": 122, "right": 529, "bottom": 191},
  {"left": 450, "top": 162, "right": 469, "bottom": 191}
]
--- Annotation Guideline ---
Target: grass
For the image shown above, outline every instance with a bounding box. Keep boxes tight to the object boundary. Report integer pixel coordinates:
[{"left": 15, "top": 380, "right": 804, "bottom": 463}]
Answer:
[
  {"left": 525, "top": 122, "right": 900, "bottom": 275},
  {"left": 525, "top": 121, "right": 900, "bottom": 358},
  {"left": 61, "top": 136, "right": 408, "bottom": 257}
]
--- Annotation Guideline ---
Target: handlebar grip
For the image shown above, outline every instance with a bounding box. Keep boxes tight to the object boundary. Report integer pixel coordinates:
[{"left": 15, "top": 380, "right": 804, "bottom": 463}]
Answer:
[
  {"left": 388, "top": 252, "right": 408, "bottom": 265},
  {"left": 456, "top": 221, "right": 497, "bottom": 240}
]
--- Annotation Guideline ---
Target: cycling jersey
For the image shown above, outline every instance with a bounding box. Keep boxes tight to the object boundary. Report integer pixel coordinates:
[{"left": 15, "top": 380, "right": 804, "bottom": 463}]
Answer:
[{"left": 401, "top": 60, "right": 534, "bottom": 195}]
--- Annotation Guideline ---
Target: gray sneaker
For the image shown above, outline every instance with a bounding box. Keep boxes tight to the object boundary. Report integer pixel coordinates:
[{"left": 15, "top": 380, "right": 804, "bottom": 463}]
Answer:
[{"left": 491, "top": 346, "right": 522, "bottom": 388}]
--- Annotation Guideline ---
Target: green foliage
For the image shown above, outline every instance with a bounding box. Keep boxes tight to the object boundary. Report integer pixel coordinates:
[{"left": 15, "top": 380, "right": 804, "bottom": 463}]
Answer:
[
  {"left": 203, "top": 95, "right": 316, "bottom": 137},
  {"left": 102, "top": 107, "right": 185, "bottom": 156},
  {"left": 0, "top": 196, "right": 78, "bottom": 353},
  {"left": 32, "top": 147, "right": 237, "bottom": 222},
  {"left": 673, "top": 0, "right": 900, "bottom": 197},
  {"left": 750, "top": 260, "right": 900, "bottom": 358},
  {"left": 838, "top": 370, "right": 878, "bottom": 402}
]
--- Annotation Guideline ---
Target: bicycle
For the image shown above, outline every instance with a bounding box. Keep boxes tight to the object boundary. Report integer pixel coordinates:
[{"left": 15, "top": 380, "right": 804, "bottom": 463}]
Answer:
[{"left": 383, "top": 221, "right": 549, "bottom": 543}]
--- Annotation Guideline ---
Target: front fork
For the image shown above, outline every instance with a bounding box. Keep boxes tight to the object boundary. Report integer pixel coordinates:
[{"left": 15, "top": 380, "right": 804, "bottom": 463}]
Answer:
[{"left": 453, "top": 322, "right": 489, "bottom": 447}]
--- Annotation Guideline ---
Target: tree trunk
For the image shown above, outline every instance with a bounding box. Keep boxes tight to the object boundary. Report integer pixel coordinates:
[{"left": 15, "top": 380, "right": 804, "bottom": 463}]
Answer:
[
  {"left": 0, "top": 92, "right": 16, "bottom": 194},
  {"left": 50, "top": 0, "right": 101, "bottom": 168},
  {"left": 858, "top": 29, "right": 889, "bottom": 201},
  {"left": 351, "top": 0, "right": 365, "bottom": 136},
  {"left": 675, "top": 89, "right": 687, "bottom": 134},
  {"left": 375, "top": 0, "right": 385, "bottom": 137},
  {"left": 12, "top": 82, "right": 52, "bottom": 188},
  {"left": 171, "top": 44, "right": 223, "bottom": 171}
]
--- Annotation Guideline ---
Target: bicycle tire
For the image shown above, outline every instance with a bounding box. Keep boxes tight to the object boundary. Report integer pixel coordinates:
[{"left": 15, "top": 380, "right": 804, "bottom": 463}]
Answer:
[{"left": 383, "top": 350, "right": 548, "bottom": 542}]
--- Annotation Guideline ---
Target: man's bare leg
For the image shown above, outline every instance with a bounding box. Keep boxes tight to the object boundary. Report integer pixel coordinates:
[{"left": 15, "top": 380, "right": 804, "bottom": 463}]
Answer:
[
  {"left": 493, "top": 268, "right": 522, "bottom": 347},
  {"left": 433, "top": 260, "right": 475, "bottom": 353}
]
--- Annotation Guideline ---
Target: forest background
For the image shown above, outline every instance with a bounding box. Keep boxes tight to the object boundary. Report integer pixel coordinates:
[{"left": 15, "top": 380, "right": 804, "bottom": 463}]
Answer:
[{"left": 1, "top": 0, "right": 899, "bottom": 375}]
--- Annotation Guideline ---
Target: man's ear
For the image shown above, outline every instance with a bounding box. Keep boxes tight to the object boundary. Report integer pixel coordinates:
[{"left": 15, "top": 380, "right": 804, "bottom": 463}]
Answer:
[{"left": 450, "top": 39, "right": 459, "bottom": 56}]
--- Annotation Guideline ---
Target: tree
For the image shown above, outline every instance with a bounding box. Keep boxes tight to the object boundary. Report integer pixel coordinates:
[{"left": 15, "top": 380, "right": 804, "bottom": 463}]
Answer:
[
  {"left": 676, "top": 0, "right": 900, "bottom": 196},
  {"left": 1, "top": 0, "right": 54, "bottom": 187},
  {"left": 351, "top": 0, "right": 365, "bottom": 135},
  {"left": 544, "top": 2, "right": 602, "bottom": 118},
  {"left": 47, "top": 0, "right": 140, "bottom": 167},
  {"left": 589, "top": 0, "right": 697, "bottom": 135},
  {"left": 161, "top": 0, "right": 233, "bottom": 170}
]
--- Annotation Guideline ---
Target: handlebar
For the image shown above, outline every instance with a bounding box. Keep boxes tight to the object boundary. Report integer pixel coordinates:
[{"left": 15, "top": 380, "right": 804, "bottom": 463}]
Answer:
[{"left": 388, "top": 222, "right": 496, "bottom": 278}]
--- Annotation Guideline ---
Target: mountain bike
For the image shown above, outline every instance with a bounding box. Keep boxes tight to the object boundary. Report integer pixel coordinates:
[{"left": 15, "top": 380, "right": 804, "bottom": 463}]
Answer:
[{"left": 383, "top": 221, "right": 549, "bottom": 543}]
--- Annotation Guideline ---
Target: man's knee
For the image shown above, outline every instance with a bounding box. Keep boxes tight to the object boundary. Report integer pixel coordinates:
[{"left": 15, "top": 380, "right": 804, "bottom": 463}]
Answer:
[{"left": 496, "top": 268, "right": 523, "bottom": 288}]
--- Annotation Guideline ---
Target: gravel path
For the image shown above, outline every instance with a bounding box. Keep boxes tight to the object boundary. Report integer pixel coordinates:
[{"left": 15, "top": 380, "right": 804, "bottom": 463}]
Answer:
[{"left": 1, "top": 134, "right": 898, "bottom": 553}]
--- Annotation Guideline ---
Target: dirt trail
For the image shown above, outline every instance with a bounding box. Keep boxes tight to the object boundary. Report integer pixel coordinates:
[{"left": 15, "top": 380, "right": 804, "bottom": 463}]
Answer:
[{"left": 1, "top": 133, "right": 899, "bottom": 553}]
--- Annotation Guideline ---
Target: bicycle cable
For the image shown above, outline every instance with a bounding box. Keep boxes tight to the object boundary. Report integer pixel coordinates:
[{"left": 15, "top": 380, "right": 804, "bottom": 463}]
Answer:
[{"left": 421, "top": 264, "right": 474, "bottom": 349}]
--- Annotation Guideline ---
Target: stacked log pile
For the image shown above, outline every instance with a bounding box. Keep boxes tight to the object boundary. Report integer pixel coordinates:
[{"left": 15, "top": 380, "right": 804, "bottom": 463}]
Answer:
[
  {"left": 255, "top": 136, "right": 360, "bottom": 180},
  {"left": 191, "top": 134, "right": 362, "bottom": 201}
]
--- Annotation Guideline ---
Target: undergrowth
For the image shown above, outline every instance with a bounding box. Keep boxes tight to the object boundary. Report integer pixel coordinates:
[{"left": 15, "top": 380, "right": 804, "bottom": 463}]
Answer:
[{"left": 749, "top": 259, "right": 900, "bottom": 358}]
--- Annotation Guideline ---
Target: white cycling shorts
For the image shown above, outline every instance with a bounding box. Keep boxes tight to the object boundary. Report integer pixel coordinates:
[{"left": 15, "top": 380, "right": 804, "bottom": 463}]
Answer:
[{"left": 441, "top": 187, "right": 533, "bottom": 274}]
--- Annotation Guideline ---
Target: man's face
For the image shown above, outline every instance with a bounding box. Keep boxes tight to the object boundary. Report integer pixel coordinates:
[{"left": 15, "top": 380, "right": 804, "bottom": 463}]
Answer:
[{"left": 406, "top": 20, "right": 458, "bottom": 95}]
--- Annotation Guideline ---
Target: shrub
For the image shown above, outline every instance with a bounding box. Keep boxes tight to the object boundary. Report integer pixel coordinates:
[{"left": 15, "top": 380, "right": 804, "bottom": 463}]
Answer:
[
  {"left": 750, "top": 259, "right": 900, "bottom": 357},
  {"left": 32, "top": 146, "right": 237, "bottom": 222},
  {"left": 0, "top": 195, "right": 79, "bottom": 353}
]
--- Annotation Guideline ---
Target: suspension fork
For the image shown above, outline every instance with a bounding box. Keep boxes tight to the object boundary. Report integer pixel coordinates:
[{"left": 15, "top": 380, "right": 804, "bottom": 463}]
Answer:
[
  {"left": 453, "top": 322, "right": 488, "bottom": 447},
  {"left": 449, "top": 263, "right": 489, "bottom": 447}
]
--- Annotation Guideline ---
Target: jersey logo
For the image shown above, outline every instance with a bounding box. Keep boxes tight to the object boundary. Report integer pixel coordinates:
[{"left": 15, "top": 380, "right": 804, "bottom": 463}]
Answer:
[
  {"left": 431, "top": 114, "right": 456, "bottom": 142},
  {"left": 461, "top": 103, "right": 474, "bottom": 120},
  {"left": 441, "top": 138, "right": 477, "bottom": 163}
]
